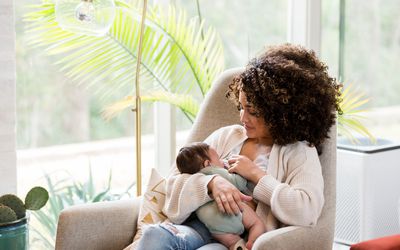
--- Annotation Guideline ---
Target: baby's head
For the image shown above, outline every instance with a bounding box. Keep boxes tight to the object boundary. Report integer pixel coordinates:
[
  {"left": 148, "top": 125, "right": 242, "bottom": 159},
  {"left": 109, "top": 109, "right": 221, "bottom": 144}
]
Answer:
[{"left": 176, "top": 142, "right": 224, "bottom": 174}]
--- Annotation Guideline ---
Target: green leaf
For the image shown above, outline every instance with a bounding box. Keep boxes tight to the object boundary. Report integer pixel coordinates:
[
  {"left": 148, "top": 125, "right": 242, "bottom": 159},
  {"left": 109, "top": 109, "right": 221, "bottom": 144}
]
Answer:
[
  {"left": 25, "top": 186, "right": 49, "bottom": 211},
  {"left": 92, "top": 190, "right": 110, "bottom": 203}
]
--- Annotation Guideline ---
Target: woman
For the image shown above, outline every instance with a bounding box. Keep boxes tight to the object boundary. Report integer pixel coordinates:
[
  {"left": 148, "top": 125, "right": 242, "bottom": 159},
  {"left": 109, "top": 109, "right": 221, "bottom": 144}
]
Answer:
[{"left": 137, "top": 43, "right": 341, "bottom": 250}]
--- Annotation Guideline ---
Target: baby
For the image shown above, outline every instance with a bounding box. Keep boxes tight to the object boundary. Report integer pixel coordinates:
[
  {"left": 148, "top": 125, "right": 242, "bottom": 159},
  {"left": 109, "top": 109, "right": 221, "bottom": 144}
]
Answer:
[{"left": 176, "top": 142, "right": 265, "bottom": 250}]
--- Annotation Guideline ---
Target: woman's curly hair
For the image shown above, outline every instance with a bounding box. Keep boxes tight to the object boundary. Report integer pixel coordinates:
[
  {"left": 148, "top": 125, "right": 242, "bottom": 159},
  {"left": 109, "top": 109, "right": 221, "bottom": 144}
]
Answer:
[{"left": 227, "top": 43, "right": 342, "bottom": 147}]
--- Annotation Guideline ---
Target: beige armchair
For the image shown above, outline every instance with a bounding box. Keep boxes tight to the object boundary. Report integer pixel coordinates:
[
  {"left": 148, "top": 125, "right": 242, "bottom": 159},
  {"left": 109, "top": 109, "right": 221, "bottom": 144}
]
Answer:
[{"left": 55, "top": 68, "right": 337, "bottom": 250}]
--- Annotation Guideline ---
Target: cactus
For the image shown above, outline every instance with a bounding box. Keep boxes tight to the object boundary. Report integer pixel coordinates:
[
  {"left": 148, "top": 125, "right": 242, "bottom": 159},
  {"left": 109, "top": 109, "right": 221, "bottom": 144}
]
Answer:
[
  {"left": 0, "top": 186, "right": 48, "bottom": 225},
  {"left": 0, "top": 205, "right": 18, "bottom": 223},
  {"left": 0, "top": 194, "right": 26, "bottom": 219},
  {"left": 25, "top": 186, "right": 49, "bottom": 210}
]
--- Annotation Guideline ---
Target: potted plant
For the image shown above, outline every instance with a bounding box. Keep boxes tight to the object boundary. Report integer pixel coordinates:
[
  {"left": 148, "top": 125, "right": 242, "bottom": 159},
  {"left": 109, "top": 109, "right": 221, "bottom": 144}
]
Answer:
[{"left": 0, "top": 186, "right": 49, "bottom": 250}]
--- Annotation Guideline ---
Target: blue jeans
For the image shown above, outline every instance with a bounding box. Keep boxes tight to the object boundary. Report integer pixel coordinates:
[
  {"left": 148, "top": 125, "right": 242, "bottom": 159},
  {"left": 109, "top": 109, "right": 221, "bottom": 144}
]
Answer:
[{"left": 136, "top": 217, "right": 227, "bottom": 250}]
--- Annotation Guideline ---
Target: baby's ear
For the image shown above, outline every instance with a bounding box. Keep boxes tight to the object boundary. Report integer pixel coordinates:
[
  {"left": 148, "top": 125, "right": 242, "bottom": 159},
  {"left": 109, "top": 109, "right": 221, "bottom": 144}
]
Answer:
[{"left": 203, "top": 160, "right": 210, "bottom": 167}]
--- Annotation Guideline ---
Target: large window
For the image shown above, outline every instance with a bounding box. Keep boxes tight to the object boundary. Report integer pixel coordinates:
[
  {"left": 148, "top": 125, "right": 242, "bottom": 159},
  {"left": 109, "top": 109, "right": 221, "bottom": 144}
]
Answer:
[
  {"left": 16, "top": 0, "right": 289, "bottom": 150},
  {"left": 16, "top": 0, "right": 287, "bottom": 148},
  {"left": 15, "top": 3, "right": 288, "bottom": 247}
]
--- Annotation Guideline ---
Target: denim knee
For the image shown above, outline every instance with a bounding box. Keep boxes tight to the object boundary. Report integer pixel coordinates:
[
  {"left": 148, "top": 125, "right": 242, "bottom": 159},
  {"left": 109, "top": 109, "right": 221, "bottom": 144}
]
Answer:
[
  {"left": 137, "top": 224, "right": 175, "bottom": 250},
  {"left": 137, "top": 222, "right": 207, "bottom": 250}
]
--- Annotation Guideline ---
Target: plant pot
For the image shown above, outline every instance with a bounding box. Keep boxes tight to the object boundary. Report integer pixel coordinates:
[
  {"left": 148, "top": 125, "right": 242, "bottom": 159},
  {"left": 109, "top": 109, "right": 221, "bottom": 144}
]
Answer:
[{"left": 0, "top": 216, "right": 29, "bottom": 250}]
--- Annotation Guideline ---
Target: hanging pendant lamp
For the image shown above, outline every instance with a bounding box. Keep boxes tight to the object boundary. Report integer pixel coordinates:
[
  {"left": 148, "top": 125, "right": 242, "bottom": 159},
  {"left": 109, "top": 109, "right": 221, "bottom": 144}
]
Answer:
[{"left": 55, "top": 0, "right": 116, "bottom": 36}]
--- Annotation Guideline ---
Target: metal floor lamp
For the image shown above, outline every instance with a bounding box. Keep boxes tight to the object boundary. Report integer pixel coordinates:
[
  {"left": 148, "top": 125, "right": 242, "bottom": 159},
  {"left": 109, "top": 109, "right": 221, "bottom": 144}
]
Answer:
[{"left": 55, "top": 0, "right": 148, "bottom": 196}]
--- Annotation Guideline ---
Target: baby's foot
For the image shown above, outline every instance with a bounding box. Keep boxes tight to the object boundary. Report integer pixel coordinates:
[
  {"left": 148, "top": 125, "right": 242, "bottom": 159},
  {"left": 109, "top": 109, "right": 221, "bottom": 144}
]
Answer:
[
  {"left": 245, "top": 240, "right": 253, "bottom": 250},
  {"left": 230, "top": 239, "right": 248, "bottom": 250}
]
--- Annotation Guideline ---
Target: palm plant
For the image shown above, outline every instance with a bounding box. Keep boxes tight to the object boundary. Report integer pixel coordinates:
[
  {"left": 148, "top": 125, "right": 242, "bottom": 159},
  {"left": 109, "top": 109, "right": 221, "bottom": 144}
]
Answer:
[{"left": 24, "top": 0, "right": 224, "bottom": 123}]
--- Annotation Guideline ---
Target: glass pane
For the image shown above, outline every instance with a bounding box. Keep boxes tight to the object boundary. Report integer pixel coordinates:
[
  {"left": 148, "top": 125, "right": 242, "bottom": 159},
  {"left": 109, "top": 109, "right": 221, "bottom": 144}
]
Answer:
[
  {"left": 174, "top": 0, "right": 288, "bottom": 68},
  {"left": 16, "top": 1, "right": 160, "bottom": 150},
  {"left": 343, "top": 0, "right": 400, "bottom": 108},
  {"left": 173, "top": 0, "right": 288, "bottom": 131},
  {"left": 321, "top": 0, "right": 340, "bottom": 78},
  {"left": 321, "top": 0, "right": 400, "bottom": 141}
]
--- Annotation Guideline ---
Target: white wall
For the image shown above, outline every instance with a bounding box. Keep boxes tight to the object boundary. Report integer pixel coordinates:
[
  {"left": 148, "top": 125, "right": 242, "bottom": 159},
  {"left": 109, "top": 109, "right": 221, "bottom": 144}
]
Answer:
[{"left": 0, "top": 0, "right": 17, "bottom": 195}]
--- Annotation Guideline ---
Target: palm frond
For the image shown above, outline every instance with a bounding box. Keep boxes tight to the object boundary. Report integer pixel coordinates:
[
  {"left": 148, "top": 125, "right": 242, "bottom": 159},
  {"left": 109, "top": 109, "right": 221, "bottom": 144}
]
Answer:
[
  {"left": 142, "top": 91, "right": 199, "bottom": 122},
  {"left": 147, "top": 5, "right": 224, "bottom": 95},
  {"left": 101, "top": 95, "right": 135, "bottom": 120},
  {"left": 102, "top": 90, "right": 199, "bottom": 122},
  {"left": 337, "top": 84, "right": 376, "bottom": 144}
]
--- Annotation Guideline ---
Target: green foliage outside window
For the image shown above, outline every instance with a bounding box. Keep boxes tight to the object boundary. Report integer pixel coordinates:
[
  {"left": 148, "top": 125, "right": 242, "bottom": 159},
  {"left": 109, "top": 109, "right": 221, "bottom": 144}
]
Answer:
[{"left": 29, "top": 168, "right": 135, "bottom": 250}]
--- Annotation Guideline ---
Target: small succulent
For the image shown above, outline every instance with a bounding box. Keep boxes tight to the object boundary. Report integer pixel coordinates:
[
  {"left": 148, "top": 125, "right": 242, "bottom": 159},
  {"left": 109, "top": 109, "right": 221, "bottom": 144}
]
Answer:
[
  {"left": 0, "top": 205, "right": 17, "bottom": 223},
  {"left": 0, "top": 186, "right": 49, "bottom": 224}
]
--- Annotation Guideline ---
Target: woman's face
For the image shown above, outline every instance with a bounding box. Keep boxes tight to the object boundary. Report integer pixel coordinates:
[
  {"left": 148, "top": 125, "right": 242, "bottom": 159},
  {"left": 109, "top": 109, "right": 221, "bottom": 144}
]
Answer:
[{"left": 239, "top": 91, "right": 273, "bottom": 145}]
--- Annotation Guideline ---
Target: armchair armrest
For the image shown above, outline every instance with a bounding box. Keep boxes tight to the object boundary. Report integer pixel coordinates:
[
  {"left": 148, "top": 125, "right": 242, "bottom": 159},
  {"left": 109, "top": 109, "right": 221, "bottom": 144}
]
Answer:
[
  {"left": 56, "top": 197, "right": 141, "bottom": 250},
  {"left": 253, "top": 225, "right": 333, "bottom": 250}
]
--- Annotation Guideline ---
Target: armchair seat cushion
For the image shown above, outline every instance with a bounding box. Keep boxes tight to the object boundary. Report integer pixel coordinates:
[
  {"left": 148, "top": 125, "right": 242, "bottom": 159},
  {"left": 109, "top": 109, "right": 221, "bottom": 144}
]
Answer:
[{"left": 55, "top": 198, "right": 140, "bottom": 250}]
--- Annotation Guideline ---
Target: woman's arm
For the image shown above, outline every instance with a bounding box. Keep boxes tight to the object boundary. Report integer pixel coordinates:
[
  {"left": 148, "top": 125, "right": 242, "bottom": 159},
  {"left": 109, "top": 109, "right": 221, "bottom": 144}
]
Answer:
[
  {"left": 253, "top": 145, "right": 324, "bottom": 227},
  {"left": 162, "top": 171, "right": 216, "bottom": 224},
  {"left": 207, "top": 175, "right": 252, "bottom": 215}
]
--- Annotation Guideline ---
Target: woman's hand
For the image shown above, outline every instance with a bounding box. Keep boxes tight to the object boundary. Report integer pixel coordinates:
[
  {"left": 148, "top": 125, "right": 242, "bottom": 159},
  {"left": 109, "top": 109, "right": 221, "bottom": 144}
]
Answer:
[
  {"left": 208, "top": 175, "right": 252, "bottom": 215},
  {"left": 228, "top": 155, "right": 266, "bottom": 184}
]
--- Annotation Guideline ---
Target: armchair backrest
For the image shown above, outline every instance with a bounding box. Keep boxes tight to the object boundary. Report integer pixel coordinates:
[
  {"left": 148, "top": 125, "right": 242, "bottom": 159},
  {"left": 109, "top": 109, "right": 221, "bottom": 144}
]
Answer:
[{"left": 186, "top": 68, "right": 336, "bottom": 249}]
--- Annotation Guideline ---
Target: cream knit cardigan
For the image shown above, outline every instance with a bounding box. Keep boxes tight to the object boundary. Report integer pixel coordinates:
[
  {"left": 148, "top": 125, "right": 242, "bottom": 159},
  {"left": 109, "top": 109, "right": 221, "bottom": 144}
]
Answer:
[{"left": 163, "top": 125, "right": 324, "bottom": 232}]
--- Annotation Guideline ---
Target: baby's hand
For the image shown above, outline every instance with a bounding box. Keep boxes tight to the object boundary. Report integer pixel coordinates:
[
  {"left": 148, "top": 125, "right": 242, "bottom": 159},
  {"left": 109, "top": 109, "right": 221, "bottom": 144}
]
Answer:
[
  {"left": 228, "top": 155, "right": 266, "bottom": 184},
  {"left": 222, "top": 159, "right": 230, "bottom": 170}
]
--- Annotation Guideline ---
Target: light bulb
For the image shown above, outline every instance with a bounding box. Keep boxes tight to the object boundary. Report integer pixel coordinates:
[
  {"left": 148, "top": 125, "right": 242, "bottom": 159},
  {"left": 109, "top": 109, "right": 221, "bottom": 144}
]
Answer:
[
  {"left": 56, "top": 0, "right": 115, "bottom": 36},
  {"left": 75, "top": 0, "right": 95, "bottom": 22}
]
